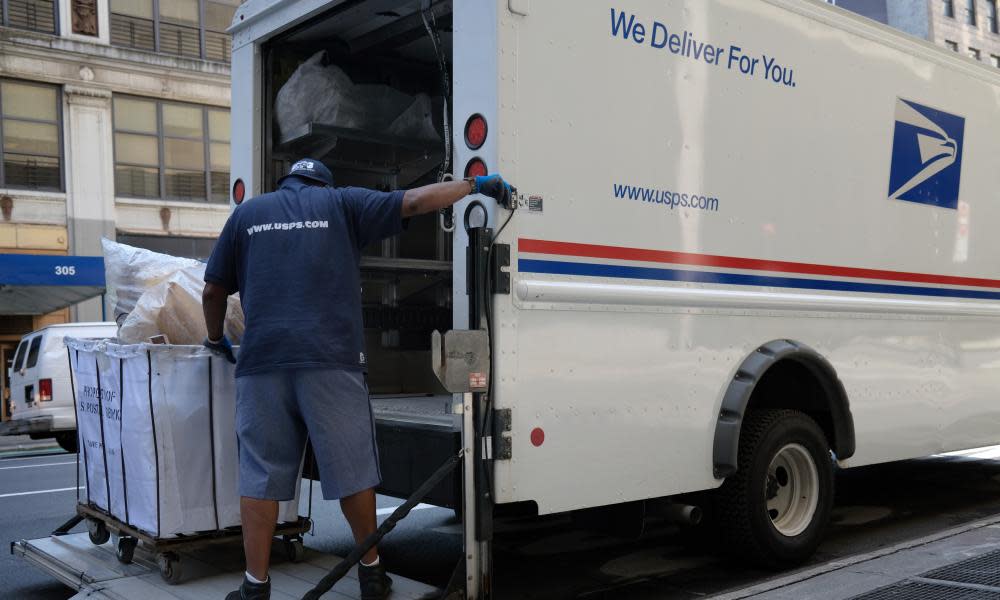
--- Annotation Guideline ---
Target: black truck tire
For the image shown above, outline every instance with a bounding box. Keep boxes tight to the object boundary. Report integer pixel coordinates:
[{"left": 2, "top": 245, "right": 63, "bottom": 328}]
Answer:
[
  {"left": 715, "top": 409, "right": 834, "bottom": 568},
  {"left": 56, "top": 432, "right": 78, "bottom": 453}
]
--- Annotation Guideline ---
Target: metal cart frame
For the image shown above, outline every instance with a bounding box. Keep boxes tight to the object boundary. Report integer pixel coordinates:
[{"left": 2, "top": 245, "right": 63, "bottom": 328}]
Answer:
[{"left": 69, "top": 503, "right": 312, "bottom": 584}]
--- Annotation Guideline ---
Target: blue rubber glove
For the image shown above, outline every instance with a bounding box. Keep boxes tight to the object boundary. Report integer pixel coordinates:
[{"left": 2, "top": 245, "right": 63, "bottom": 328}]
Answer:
[
  {"left": 203, "top": 336, "right": 236, "bottom": 364},
  {"left": 473, "top": 174, "right": 514, "bottom": 208}
]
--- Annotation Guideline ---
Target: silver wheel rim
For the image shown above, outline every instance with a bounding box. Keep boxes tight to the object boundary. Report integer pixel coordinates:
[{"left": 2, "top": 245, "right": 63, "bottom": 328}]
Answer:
[{"left": 765, "top": 443, "right": 819, "bottom": 537}]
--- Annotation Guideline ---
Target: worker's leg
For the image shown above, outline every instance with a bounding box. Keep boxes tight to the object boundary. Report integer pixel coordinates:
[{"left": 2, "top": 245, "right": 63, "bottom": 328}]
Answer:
[
  {"left": 340, "top": 487, "right": 378, "bottom": 564},
  {"left": 294, "top": 369, "right": 383, "bottom": 560},
  {"left": 235, "top": 370, "right": 307, "bottom": 583},
  {"left": 296, "top": 369, "right": 390, "bottom": 599},
  {"left": 241, "top": 497, "right": 279, "bottom": 580}
]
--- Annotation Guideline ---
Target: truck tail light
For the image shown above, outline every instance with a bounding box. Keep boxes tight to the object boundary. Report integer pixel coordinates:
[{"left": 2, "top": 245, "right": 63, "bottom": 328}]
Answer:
[
  {"left": 233, "top": 178, "right": 246, "bottom": 204},
  {"left": 464, "top": 158, "right": 488, "bottom": 179},
  {"left": 464, "top": 114, "right": 487, "bottom": 150},
  {"left": 39, "top": 378, "right": 52, "bottom": 402}
]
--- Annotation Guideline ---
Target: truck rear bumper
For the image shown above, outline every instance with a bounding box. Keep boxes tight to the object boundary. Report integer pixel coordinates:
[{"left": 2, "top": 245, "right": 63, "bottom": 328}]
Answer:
[{"left": 0, "top": 415, "right": 56, "bottom": 436}]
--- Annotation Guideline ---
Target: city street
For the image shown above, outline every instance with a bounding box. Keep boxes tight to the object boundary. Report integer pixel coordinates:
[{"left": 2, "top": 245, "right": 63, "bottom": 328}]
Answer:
[
  {"left": 4, "top": 1, "right": 1000, "bottom": 599},
  {"left": 5, "top": 446, "right": 1000, "bottom": 599}
]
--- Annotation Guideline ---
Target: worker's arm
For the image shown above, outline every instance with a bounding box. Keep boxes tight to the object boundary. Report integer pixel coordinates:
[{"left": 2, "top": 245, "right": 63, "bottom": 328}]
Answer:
[
  {"left": 202, "top": 281, "right": 228, "bottom": 341},
  {"left": 201, "top": 212, "right": 238, "bottom": 363},
  {"left": 202, "top": 281, "right": 236, "bottom": 363},
  {"left": 401, "top": 175, "right": 513, "bottom": 218},
  {"left": 401, "top": 180, "right": 473, "bottom": 218}
]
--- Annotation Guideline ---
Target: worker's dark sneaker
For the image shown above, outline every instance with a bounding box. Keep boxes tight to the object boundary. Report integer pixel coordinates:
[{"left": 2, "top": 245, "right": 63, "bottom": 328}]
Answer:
[
  {"left": 225, "top": 574, "right": 270, "bottom": 600},
  {"left": 359, "top": 562, "right": 392, "bottom": 600}
]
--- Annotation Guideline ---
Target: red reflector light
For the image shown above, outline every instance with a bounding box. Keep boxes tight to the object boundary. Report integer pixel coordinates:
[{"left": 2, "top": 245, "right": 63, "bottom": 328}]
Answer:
[
  {"left": 232, "top": 178, "right": 246, "bottom": 204},
  {"left": 39, "top": 378, "right": 52, "bottom": 402},
  {"left": 530, "top": 427, "right": 545, "bottom": 447},
  {"left": 464, "top": 158, "right": 488, "bottom": 179},
  {"left": 464, "top": 114, "right": 487, "bottom": 150}
]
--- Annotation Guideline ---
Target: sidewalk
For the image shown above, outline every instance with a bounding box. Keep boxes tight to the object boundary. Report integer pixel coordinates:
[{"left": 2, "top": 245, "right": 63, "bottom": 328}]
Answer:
[
  {"left": 712, "top": 516, "right": 1000, "bottom": 600},
  {"left": 0, "top": 434, "right": 59, "bottom": 455}
]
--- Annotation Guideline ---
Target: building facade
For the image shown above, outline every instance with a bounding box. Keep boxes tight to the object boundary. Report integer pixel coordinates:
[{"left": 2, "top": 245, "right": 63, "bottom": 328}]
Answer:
[
  {"left": 0, "top": 0, "right": 237, "bottom": 402},
  {"left": 832, "top": 0, "right": 1000, "bottom": 65}
]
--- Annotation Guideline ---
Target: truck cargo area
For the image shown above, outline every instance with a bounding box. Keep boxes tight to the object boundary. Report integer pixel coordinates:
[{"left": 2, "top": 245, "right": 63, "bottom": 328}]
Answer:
[
  {"left": 263, "top": 1, "right": 460, "bottom": 508},
  {"left": 12, "top": 533, "right": 436, "bottom": 599}
]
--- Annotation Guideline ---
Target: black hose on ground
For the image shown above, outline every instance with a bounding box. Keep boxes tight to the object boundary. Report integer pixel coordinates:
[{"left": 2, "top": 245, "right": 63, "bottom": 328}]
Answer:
[{"left": 301, "top": 451, "right": 463, "bottom": 600}]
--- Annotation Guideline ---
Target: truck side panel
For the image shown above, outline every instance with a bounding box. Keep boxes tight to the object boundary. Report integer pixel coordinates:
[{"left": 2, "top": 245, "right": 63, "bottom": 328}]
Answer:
[{"left": 493, "top": 0, "right": 1000, "bottom": 514}]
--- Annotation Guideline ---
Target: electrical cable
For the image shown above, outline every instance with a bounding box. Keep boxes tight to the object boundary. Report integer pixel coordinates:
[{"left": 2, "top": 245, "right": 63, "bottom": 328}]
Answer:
[
  {"left": 421, "top": 4, "right": 451, "bottom": 181},
  {"left": 422, "top": 2, "right": 457, "bottom": 234},
  {"left": 301, "top": 452, "right": 462, "bottom": 600},
  {"left": 479, "top": 206, "right": 516, "bottom": 501}
]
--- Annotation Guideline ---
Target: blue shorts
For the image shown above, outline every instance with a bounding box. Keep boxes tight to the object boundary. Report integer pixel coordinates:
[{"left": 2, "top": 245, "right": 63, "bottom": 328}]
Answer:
[{"left": 235, "top": 368, "right": 381, "bottom": 501}]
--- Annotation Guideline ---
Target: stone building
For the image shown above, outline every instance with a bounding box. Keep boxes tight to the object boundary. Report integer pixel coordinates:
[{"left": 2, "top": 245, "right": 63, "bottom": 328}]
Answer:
[
  {"left": 0, "top": 0, "right": 238, "bottom": 399},
  {"left": 831, "top": 0, "right": 1000, "bottom": 66}
]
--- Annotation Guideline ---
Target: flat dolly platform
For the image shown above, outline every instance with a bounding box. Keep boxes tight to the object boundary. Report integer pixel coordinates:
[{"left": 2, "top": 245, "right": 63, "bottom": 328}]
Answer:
[{"left": 65, "top": 503, "right": 311, "bottom": 584}]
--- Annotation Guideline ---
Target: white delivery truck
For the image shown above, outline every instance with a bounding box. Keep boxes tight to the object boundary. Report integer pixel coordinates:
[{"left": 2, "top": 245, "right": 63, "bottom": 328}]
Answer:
[
  {"left": 2, "top": 322, "right": 117, "bottom": 452},
  {"left": 14, "top": 1, "right": 1000, "bottom": 598}
]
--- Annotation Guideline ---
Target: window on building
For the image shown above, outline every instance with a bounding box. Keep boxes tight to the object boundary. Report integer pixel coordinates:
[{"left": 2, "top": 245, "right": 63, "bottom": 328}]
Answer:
[
  {"left": 988, "top": 0, "right": 999, "bottom": 32},
  {"left": 946, "top": 40, "right": 960, "bottom": 51},
  {"left": 113, "top": 97, "right": 229, "bottom": 203},
  {"left": 1, "top": 0, "right": 58, "bottom": 34},
  {"left": 992, "top": 54, "right": 1000, "bottom": 67},
  {"left": 205, "top": 1, "right": 237, "bottom": 62},
  {"left": 109, "top": 0, "right": 239, "bottom": 62},
  {"left": 944, "top": 0, "right": 956, "bottom": 17},
  {"left": 0, "top": 80, "right": 62, "bottom": 191},
  {"left": 208, "top": 109, "right": 230, "bottom": 203},
  {"left": 965, "top": 0, "right": 977, "bottom": 25},
  {"left": 969, "top": 47, "right": 982, "bottom": 60},
  {"left": 117, "top": 232, "right": 218, "bottom": 260}
]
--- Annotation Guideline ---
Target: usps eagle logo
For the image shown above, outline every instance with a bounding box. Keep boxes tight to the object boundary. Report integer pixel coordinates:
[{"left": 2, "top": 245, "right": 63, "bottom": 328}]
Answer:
[{"left": 888, "top": 99, "right": 965, "bottom": 210}]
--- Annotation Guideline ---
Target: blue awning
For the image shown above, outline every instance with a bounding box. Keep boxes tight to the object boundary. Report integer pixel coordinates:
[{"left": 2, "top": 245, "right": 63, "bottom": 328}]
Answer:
[{"left": 0, "top": 254, "right": 105, "bottom": 315}]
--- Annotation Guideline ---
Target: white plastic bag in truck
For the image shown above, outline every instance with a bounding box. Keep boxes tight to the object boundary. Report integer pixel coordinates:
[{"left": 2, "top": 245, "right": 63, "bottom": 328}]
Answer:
[{"left": 68, "top": 339, "right": 298, "bottom": 537}]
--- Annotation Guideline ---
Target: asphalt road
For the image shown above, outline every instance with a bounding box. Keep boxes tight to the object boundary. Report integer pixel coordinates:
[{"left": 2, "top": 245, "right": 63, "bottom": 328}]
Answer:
[
  {"left": 4, "top": 447, "right": 1000, "bottom": 599},
  {"left": 1, "top": 450, "right": 81, "bottom": 600},
  {"left": 0, "top": 449, "right": 461, "bottom": 600}
]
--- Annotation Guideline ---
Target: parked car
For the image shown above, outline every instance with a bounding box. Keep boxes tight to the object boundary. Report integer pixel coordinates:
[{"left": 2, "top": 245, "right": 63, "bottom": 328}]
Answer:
[{"left": 3, "top": 322, "right": 116, "bottom": 453}]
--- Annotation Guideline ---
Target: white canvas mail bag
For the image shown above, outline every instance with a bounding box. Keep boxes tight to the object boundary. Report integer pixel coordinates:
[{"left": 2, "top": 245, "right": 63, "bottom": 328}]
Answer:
[{"left": 67, "top": 339, "right": 299, "bottom": 537}]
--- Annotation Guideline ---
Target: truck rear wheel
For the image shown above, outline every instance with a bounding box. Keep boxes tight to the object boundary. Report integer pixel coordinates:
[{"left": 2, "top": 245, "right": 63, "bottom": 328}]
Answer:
[{"left": 715, "top": 409, "right": 833, "bottom": 568}]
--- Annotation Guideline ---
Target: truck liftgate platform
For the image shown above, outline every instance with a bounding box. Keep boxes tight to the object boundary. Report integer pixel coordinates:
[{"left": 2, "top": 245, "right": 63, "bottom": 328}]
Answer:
[{"left": 11, "top": 532, "right": 438, "bottom": 600}]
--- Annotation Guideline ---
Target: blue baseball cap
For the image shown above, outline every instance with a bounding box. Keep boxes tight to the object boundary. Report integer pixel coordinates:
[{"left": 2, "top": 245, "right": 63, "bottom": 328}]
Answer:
[{"left": 278, "top": 158, "right": 334, "bottom": 187}]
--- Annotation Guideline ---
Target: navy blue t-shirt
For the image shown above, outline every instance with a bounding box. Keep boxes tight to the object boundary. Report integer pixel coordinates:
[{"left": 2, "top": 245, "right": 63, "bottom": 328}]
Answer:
[{"left": 205, "top": 177, "right": 404, "bottom": 377}]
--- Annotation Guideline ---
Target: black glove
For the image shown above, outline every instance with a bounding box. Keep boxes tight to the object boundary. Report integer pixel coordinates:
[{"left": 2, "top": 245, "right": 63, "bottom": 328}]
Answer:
[
  {"left": 203, "top": 336, "right": 236, "bottom": 364},
  {"left": 472, "top": 174, "right": 514, "bottom": 208}
]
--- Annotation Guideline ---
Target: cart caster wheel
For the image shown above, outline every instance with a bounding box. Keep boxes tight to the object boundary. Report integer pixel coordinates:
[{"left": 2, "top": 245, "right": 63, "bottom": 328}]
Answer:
[
  {"left": 158, "top": 552, "right": 182, "bottom": 584},
  {"left": 87, "top": 519, "right": 110, "bottom": 546},
  {"left": 283, "top": 536, "right": 305, "bottom": 563},
  {"left": 116, "top": 536, "right": 138, "bottom": 564}
]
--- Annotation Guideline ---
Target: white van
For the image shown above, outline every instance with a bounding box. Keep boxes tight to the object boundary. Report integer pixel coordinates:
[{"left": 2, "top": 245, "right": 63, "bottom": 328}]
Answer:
[{"left": 3, "top": 323, "right": 116, "bottom": 452}]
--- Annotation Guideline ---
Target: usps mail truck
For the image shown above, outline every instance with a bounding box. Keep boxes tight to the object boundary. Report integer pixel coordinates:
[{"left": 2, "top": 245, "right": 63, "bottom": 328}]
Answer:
[{"left": 15, "top": 1, "right": 1000, "bottom": 598}]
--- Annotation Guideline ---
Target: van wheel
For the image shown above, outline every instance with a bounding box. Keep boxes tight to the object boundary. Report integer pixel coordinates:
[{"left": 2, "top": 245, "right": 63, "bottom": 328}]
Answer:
[
  {"left": 715, "top": 409, "right": 833, "bottom": 568},
  {"left": 56, "top": 432, "right": 78, "bottom": 453}
]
